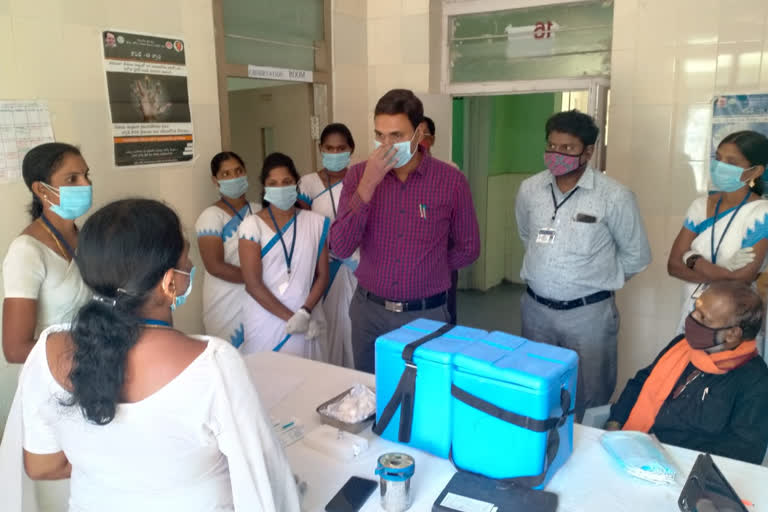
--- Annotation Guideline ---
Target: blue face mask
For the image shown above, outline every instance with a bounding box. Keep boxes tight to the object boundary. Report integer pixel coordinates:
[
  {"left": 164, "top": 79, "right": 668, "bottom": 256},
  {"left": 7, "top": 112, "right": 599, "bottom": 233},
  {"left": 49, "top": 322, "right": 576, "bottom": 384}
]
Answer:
[
  {"left": 218, "top": 176, "right": 249, "bottom": 199},
  {"left": 264, "top": 185, "right": 298, "bottom": 211},
  {"left": 42, "top": 183, "right": 92, "bottom": 220},
  {"left": 322, "top": 152, "right": 351, "bottom": 172},
  {"left": 171, "top": 266, "right": 195, "bottom": 311},
  {"left": 374, "top": 131, "right": 418, "bottom": 169},
  {"left": 710, "top": 159, "right": 755, "bottom": 192}
]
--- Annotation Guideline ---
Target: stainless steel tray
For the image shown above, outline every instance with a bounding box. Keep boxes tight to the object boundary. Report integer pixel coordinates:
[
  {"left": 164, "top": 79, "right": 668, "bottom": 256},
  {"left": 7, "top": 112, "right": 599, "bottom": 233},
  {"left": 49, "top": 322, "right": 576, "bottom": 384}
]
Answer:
[{"left": 316, "top": 386, "right": 376, "bottom": 434}]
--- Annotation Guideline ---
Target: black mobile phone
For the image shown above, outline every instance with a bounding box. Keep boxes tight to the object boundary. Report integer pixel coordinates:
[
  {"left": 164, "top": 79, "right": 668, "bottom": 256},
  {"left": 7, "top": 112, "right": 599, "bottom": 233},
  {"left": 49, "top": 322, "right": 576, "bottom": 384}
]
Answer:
[{"left": 325, "top": 476, "right": 378, "bottom": 512}]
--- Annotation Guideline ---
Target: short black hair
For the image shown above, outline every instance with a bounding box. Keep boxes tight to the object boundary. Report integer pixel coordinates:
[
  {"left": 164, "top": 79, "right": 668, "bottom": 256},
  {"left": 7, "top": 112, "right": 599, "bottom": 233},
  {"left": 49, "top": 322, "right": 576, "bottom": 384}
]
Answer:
[
  {"left": 374, "top": 89, "right": 424, "bottom": 131},
  {"left": 261, "top": 152, "right": 300, "bottom": 207},
  {"left": 545, "top": 110, "right": 599, "bottom": 147},
  {"left": 22, "top": 142, "right": 82, "bottom": 220},
  {"left": 210, "top": 151, "right": 245, "bottom": 176},
  {"left": 423, "top": 116, "right": 436, "bottom": 137},
  {"left": 708, "top": 281, "right": 764, "bottom": 340},
  {"left": 320, "top": 123, "right": 355, "bottom": 151}
]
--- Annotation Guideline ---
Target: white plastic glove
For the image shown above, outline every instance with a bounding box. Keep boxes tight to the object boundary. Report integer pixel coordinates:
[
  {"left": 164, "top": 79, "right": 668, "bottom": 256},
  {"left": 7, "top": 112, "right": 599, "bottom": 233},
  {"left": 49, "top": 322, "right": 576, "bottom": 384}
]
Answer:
[
  {"left": 306, "top": 317, "right": 326, "bottom": 341},
  {"left": 722, "top": 247, "right": 756, "bottom": 271},
  {"left": 286, "top": 308, "right": 311, "bottom": 334}
]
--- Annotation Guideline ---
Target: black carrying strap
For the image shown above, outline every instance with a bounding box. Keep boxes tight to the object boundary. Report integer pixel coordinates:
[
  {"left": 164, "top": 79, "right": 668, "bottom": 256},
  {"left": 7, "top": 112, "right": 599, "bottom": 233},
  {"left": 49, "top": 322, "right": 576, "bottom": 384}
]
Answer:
[
  {"left": 450, "top": 385, "right": 572, "bottom": 488},
  {"left": 372, "top": 324, "right": 455, "bottom": 441}
]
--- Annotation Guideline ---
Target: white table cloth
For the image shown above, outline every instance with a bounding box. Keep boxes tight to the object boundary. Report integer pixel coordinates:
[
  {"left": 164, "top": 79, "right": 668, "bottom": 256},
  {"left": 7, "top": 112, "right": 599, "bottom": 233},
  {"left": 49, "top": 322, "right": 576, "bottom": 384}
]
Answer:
[
  {"left": 3, "top": 350, "right": 766, "bottom": 511},
  {"left": 247, "top": 352, "right": 768, "bottom": 512}
]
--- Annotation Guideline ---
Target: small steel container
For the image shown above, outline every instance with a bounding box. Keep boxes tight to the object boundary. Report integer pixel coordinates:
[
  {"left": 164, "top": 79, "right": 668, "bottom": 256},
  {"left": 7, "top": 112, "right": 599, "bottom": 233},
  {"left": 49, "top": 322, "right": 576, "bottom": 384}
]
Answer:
[{"left": 375, "top": 453, "right": 415, "bottom": 512}]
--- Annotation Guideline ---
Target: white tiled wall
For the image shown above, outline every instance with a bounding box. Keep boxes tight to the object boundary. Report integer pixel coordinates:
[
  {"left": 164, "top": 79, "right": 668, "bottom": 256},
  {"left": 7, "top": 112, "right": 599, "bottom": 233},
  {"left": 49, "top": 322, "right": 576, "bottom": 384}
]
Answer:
[
  {"left": 331, "top": 2, "right": 369, "bottom": 165},
  {"left": 610, "top": 0, "right": 768, "bottom": 393},
  {"left": 0, "top": 0, "right": 222, "bottom": 434},
  {"left": 367, "top": 0, "right": 431, "bottom": 118},
  {"left": 332, "top": 0, "right": 434, "bottom": 158}
]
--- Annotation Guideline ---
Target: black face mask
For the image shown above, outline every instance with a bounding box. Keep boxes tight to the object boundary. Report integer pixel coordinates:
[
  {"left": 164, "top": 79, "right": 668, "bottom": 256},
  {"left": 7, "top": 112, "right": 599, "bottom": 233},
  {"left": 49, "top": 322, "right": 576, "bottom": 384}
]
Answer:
[{"left": 684, "top": 314, "right": 735, "bottom": 350}]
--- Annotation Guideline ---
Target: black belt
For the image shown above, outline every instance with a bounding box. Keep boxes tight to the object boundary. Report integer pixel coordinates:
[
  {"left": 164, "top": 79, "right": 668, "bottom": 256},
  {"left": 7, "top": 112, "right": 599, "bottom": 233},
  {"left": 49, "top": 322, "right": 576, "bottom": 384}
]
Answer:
[
  {"left": 360, "top": 287, "right": 447, "bottom": 313},
  {"left": 526, "top": 287, "right": 612, "bottom": 311}
]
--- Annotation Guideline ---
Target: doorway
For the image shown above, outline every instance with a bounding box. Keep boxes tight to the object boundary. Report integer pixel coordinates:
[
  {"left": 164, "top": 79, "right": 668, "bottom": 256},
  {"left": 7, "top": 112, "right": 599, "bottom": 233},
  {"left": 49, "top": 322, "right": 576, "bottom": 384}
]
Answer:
[
  {"left": 453, "top": 88, "right": 605, "bottom": 333},
  {"left": 227, "top": 78, "right": 316, "bottom": 175},
  {"left": 213, "top": 0, "right": 331, "bottom": 195}
]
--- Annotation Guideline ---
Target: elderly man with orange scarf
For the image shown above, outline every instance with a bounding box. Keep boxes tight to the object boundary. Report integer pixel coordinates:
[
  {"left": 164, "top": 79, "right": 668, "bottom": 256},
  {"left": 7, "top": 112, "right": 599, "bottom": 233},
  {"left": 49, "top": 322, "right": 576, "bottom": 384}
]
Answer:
[{"left": 606, "top": 281, "right": 768, "bottom": 464}]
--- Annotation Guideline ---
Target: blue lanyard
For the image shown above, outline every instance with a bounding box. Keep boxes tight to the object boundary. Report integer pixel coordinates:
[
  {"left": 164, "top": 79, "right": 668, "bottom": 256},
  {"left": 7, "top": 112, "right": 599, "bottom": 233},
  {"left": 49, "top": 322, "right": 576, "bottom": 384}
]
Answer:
[
  {"left": 711, "top": 190, "right": 751, "bottom": 264},
  {"left": 267, "top": 206, "right": 297, "bottom": 275},
  {"left": 221, "top": 198, "right": 251, "bottom": 220},
  {"left": 323, "top": 172, "right": 339, "bottom": 219},
  {"left": 40, "top": 214, "right": 75, "bottom": 259},
  {"left": 141, "top": 318, "right": 172, "bottom": 327}
]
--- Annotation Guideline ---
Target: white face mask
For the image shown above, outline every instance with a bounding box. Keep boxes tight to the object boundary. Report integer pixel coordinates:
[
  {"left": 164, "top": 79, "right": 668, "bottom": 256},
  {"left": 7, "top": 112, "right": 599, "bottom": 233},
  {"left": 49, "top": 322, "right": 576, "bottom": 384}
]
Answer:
[{"left": 374, "top": 131, "right": 417, "bottom": 168}]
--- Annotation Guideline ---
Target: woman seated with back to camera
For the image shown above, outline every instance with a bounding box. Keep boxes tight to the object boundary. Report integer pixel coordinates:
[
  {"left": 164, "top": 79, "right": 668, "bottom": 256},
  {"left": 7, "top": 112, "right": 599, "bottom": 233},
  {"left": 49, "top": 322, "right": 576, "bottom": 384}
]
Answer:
[{"left": 11, "top": 199, "right": 300, "bottom": 511}]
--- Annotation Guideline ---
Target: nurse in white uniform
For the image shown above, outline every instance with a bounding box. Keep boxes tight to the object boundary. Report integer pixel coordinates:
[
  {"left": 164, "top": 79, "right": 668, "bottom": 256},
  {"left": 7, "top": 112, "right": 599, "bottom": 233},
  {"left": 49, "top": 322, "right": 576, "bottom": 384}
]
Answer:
[
  {"left": 1, "top": 199, "right": 299, "bottom": 512},
  {"left": 238, "top": 152, "right": 330, "bottom": 359},
  {"left": 195, "top": 152, "right": 260, "bottom": 347},
  {"left": 2, "top": 142, "right": 91, "bottom": 364},
  {"left": 298, "top": 123, "right": 358, "bottom": 368}
]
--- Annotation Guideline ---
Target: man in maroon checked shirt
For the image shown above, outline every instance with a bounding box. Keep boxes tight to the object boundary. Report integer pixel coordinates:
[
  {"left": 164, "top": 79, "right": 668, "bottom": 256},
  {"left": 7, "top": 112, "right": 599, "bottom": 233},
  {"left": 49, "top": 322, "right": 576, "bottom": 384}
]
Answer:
[{"left": 330, "top": 89, "right": 480, "bottom": 373}]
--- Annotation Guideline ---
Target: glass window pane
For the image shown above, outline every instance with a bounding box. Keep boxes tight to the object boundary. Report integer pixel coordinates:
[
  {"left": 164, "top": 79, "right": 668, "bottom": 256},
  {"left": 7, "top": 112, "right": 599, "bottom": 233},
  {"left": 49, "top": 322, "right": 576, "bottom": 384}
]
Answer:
[
  {"left": 449, "top": 1, "right": 613, "bottom": 83},
  {"left": 224, "top": 0, "right": 323, "bottom": 69}
]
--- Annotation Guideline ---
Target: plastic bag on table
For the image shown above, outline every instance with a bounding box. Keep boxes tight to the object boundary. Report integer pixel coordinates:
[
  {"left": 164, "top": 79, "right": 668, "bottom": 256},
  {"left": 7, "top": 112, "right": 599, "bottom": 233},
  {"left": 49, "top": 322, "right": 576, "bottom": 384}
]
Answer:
[
  {"left": 320, "top": 384, "right": 376, "bottom": 424},
  {"left": 600, "top": 431, "right": 680, "bottom": 485}
]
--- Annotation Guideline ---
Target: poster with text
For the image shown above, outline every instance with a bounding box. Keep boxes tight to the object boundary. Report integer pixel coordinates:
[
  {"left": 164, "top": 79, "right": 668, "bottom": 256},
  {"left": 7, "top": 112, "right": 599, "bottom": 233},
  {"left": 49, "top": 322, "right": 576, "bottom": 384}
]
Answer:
[
  {"left": 712, "top": 94, "right": 768, "bottom": 156},
  {"left": 102, "top": 30, "right": 193, "bottom": 167}
]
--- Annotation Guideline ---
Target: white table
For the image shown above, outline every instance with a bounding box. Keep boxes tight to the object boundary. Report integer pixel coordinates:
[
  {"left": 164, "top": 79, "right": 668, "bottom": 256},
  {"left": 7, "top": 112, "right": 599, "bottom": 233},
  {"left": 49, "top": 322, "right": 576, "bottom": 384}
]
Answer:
[{"left": 246, "top": 352, "right": 768, "bottom": 512}]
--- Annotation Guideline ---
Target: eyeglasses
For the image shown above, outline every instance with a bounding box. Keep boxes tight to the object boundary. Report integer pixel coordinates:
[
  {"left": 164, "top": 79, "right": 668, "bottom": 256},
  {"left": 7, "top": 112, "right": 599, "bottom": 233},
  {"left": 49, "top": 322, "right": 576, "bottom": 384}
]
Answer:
[
  {"left": 374, "top": 131, "right": 416, "bottom": 145},
  {"left": 546, "top": 142, "right": 582, "bottom": 154}
]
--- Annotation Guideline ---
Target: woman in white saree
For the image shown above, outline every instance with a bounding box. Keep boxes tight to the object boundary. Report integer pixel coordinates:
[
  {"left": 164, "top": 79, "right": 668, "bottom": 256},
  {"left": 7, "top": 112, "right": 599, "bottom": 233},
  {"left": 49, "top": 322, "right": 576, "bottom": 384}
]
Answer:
[
  {"left": 298, "top": 123, "right": 358, "bottom": 368},
  {"left": 238, "top": 153, "right": 330, "bottom": 359},
  {"left": 668, "top": 131, "right": 768, "bottom": 353}
]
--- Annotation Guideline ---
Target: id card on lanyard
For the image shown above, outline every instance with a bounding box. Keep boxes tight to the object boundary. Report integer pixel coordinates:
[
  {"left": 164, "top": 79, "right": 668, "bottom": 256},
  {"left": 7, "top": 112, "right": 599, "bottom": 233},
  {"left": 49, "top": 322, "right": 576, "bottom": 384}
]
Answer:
[
  {"left": 711, "top": 190, "right": 750, "bottom": 264},
  {"left": 692, "top": 190, "right": 751, "bottom": 300},
  {"left": 267, "top": 206, "right": 298, "bottom": 292},
  {"left": 536, "top": 228, "right": 556, "bottom": 244},
  {"left": 536, "top": 184, "right": 580, "bottom": 245}
]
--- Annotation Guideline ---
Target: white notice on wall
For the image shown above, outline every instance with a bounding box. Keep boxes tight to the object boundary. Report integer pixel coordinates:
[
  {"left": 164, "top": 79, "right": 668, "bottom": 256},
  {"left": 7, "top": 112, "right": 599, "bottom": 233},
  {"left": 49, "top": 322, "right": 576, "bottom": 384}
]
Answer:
[
  {"left": 0, "top": 100, "right": 55, "bottom": 183},
  {"left": 247, "top": 65, "right": 314, "bottom": 83}
]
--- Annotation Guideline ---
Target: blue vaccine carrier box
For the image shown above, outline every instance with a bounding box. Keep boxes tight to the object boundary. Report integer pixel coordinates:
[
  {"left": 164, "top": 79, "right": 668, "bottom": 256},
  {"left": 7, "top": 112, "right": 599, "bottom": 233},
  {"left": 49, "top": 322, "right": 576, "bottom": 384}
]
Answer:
[
  {"left": 373, "top": 319, "right": 487, "bottom": 458},
  {"left": 450, "top": 331, "right": 578, "bottom": 489}
]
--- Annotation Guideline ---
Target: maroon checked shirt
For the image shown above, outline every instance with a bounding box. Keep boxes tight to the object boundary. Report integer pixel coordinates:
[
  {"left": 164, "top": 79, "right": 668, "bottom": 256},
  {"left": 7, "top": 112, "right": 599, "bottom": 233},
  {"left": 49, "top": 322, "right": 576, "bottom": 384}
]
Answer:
[{"left": 330, "top": 149, "right": 480, "bottom": 301}]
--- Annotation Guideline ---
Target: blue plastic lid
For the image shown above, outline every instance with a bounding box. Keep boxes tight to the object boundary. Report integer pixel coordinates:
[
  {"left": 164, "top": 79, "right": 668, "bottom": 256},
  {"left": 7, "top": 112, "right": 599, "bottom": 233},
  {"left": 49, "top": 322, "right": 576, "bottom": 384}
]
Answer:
[
  {"left": 453, "top": 331, "right": 578, "bottom": 391},
  {"left": 375, "top": 453, "right": 415, "bottom": 481},
  {"left": 375, "top": 319, "right": 486, "bottom": 365}
]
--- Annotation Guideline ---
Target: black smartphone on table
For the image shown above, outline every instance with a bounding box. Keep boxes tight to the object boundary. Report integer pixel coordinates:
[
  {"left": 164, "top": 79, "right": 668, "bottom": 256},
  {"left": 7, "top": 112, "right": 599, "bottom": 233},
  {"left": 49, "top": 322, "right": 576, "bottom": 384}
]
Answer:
[{"left": 325, "top": 476, "right": 378, "bottom": 512}]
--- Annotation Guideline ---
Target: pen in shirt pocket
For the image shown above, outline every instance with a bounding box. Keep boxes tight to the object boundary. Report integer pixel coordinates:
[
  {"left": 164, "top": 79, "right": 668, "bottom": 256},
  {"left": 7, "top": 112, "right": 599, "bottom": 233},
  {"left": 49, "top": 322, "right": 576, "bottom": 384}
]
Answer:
[{"left": 419, "top": 204, "right": 427, "bottom": 219}]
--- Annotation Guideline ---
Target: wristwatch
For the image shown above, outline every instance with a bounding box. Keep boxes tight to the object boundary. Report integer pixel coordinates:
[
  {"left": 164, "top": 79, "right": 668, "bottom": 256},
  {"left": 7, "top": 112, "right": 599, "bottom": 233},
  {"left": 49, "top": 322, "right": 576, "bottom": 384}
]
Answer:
[{"left": 686, "top": 254, "right": 702, "bottom": 269}]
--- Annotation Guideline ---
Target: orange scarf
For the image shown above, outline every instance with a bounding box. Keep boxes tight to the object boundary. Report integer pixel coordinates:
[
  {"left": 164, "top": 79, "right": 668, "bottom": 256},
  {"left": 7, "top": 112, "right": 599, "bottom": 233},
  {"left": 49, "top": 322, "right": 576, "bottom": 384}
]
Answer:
[{"left": 622, "top": 339, "right": 757, "bottom": 433}]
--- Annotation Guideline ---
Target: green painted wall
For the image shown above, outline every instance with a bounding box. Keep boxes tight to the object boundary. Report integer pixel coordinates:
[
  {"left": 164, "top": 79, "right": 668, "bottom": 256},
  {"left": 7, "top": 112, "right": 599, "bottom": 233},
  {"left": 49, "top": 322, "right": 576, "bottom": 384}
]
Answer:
[
  {"left": 488, "top": 93, "right": 559, "bottom": 175},
  {"left": 451, "top": 93, "right": 562, "bottom": 289},
  {"left": 451, "top": 97, "right": 465, "bottom": 168}
]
